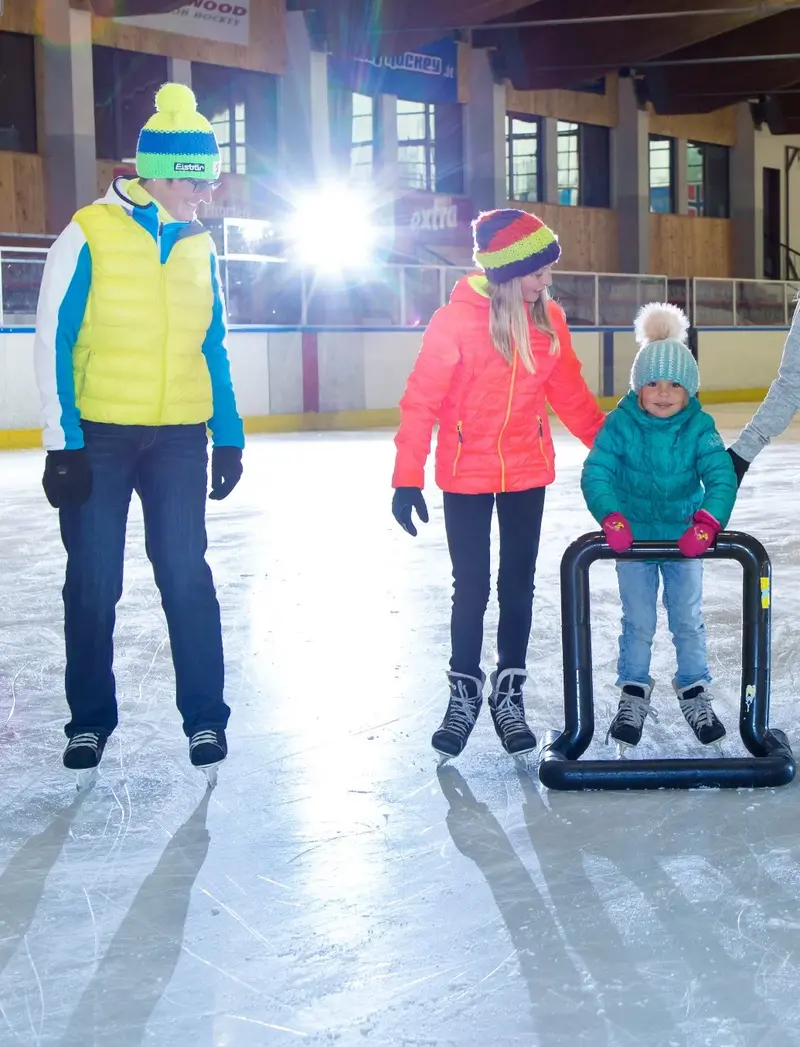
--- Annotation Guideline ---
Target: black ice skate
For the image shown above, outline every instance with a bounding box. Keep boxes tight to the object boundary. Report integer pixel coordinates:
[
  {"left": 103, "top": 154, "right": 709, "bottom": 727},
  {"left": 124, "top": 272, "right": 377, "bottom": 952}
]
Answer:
[
  {"left": 190, "top": 729, "right": 227, "bottom": 788},
  {"left": 606, "top": 681, "right": 657, "bottom": 755},
  {"left": 63, "top": 732, "right": 106, "bottom": 792},
  {"left": 674, "top": 680, "right": 726, "bottom": 748},
  {"left": 488, "top": 669, "right": 537, "bottom": 759},
  {"left": 431, "top": 672, "right": 485, "bottom": 763}
]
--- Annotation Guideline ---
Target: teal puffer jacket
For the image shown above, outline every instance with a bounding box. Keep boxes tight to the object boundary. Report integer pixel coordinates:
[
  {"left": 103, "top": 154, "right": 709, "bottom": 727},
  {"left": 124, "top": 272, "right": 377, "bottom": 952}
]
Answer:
[{"left": 581, "top": 391, "right": 737, "bottom": 541}]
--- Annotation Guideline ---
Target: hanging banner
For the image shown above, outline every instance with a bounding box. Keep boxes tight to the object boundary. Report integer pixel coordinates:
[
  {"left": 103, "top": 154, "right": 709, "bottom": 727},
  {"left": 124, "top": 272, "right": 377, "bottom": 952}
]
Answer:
[
  {"left": 328, "top": 37, "right": 458, "bottom": 104},
  {"left": 114, "top": 1, "right": 249, "bottom": 47}
]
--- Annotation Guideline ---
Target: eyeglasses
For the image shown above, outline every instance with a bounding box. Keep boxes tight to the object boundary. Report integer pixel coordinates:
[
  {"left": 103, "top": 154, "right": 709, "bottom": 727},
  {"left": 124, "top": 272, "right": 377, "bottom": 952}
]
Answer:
[{"left": 187, "top": 178, "right": 222, "bottom": 192}]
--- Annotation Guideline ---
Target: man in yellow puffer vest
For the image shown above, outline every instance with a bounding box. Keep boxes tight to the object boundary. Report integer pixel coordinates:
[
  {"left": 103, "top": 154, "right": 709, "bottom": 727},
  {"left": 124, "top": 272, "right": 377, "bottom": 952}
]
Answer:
[{"left": 33, "top": 83, "right": 244, "bottom": 787}]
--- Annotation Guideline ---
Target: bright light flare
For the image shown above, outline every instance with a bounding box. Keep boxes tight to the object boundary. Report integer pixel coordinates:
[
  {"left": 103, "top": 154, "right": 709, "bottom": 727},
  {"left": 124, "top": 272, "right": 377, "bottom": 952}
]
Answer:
[{"left": 287, "top": 186, "right": 377, "bottom": 271}]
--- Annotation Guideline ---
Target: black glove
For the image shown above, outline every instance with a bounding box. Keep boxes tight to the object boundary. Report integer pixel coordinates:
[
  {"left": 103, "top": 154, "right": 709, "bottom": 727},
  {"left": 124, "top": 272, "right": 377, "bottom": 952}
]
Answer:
[
  {"left": 392, "top": 486, "right": 429, "bottom": 536},
  {"left": 42, "top": 449, "right": 92, "bottom": 509},
  {"left": 727, "top": 447, "right": 750, "bottom": 489},
  {"left": 209, "top": 446, "right": 243, "bottom": 501}
]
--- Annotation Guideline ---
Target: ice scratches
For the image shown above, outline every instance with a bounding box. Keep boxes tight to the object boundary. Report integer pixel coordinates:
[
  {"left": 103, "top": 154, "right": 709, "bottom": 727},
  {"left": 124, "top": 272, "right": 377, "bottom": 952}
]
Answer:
[
  {"left": 228, "top": 1014, "right": 309, "bottom": 1037},
  {"left": 22, "top": 937, "right": 43, "bottom": 1046},
  {"left": 199, "top": 887, "right": 272, "bottom": 950}
]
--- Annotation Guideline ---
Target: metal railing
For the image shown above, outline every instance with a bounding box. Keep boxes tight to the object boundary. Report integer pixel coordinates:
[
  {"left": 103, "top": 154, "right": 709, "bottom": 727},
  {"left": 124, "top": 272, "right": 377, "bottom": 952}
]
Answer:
[{"left": 2, "top": 245, "right": 799, "bottom": 330}]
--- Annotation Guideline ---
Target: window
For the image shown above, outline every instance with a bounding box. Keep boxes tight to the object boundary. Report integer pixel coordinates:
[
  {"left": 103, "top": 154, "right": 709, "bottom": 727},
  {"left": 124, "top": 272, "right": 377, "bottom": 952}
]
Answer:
[
  {"left": 193, "top": 63, "right": 278, "bottom": 177},
  {"left": 687, "top": 141, "right": 730, "bottom": 217},
  {"left": 0, "top": 32, "right": 37, "bottom": 153},
  {"left": 351, "top": 93, "right": 374, "bottom": 183},
  {"left": 506, "top": 115, "right": 541, "bottom": 203},
  {"left": 649, "top": 135, "right": 675, "bottom": 213},
  {"left": 556, "top": 120, "right": 610, "bottom": 208},
  {"left": 93, "top": 47, "right": 169, "bottom": 161},
  {"left": 398, "top": 100, "right": 435, "bottom": 192},
  {"left": 557, "top": 122, "right": 579, "bottom": 206}
]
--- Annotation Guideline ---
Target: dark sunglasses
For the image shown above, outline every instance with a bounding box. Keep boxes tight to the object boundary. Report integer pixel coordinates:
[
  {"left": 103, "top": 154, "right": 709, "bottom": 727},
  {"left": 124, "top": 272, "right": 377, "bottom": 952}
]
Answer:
[{"left": 188, "top": 178, "right": 222, "bottom": 192}]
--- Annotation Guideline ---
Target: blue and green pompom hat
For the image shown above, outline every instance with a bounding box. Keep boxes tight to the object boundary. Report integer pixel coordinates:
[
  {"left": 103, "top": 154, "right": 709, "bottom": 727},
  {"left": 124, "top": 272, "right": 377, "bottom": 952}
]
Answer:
[
  {"left": 630, "top": 302, "right": 700, "bottom": 398},
  {"left": 136, "top": 83, "right": 221, "bottom": 181}
]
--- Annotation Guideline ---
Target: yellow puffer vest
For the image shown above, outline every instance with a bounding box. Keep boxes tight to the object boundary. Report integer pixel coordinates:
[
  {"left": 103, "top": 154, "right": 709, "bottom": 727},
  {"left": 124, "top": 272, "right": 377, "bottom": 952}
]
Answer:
[{"left": 72, "top": 202, "right": 214, "bottom": 427}]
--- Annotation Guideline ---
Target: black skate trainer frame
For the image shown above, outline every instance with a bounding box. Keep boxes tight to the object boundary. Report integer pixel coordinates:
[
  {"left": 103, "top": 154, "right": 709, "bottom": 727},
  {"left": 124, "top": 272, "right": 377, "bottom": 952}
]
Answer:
[{"left": 539, "top": 532, "right": 795, "bottom": 791}]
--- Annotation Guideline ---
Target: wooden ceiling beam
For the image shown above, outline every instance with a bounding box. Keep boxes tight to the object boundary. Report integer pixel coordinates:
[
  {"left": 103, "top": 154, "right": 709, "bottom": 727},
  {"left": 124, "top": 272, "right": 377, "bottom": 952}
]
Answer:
[{"left": 478, "top": 0, "right": 797, "bottom": 89}]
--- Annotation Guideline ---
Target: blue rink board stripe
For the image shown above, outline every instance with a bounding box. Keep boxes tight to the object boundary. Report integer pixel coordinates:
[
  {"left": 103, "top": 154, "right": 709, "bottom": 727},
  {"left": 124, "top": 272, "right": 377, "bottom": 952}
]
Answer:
[{"left": 1, "top": 325, "right": 791, "bottom": 336}]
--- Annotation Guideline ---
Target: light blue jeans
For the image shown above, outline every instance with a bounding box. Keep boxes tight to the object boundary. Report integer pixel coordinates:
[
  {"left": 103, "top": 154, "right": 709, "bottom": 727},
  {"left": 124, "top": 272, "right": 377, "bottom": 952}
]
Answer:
[{"left": 615, "top": 560, "right": 710, "bottom": 690}]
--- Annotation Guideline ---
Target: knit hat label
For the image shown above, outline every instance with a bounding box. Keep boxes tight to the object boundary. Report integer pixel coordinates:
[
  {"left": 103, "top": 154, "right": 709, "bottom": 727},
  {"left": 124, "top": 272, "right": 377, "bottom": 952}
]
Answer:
[{"left": 174, "top": 162, "right": 207, "bottom": 173}]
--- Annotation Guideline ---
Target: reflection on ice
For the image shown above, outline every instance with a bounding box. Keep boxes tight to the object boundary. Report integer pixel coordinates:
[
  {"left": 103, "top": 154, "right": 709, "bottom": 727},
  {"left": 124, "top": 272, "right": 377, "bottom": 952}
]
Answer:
[{"left": 0, "top": 406, "right": 797, "bottom": 1044}]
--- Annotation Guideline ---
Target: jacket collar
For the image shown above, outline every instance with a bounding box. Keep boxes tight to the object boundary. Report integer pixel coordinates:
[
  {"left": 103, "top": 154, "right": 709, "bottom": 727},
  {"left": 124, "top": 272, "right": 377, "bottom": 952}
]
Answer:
[{"left": 98, "top": 177, "right": 206, "bottom": 241}]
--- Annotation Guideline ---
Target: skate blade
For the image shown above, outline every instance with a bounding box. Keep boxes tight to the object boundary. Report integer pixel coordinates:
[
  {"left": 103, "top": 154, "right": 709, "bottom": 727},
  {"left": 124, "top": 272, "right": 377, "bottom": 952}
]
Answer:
[
  {"left": 199, "top": 762, "right": 223, "bottom": 789},
  {"left": 614, "top": 740, "right": 635, "bottom": 760},
  {"left": 75, "top": 767, "right": 99, "bottom": 792}
]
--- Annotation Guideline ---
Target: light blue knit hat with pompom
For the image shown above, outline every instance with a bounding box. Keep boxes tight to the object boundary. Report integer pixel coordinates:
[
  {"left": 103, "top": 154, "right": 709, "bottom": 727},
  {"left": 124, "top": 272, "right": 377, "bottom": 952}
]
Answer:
[{"left": 630, "top": 302, "right": 699, "bottom": 398}]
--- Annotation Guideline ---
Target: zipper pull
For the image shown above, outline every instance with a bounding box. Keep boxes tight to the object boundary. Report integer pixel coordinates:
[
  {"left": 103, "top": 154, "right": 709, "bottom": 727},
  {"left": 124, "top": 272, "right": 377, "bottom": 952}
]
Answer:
[
  {"left": 538, "top": 416, "right": 543, "bottom": 437},
  {"left": 457, "top": 421, "right": 463, "bottom": 443}
]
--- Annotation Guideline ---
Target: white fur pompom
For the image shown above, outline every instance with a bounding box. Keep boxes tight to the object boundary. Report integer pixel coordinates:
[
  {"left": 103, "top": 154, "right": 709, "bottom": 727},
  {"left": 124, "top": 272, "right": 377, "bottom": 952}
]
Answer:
[{"left": 634, "top": 301, "right": 690, "bottom": 347}]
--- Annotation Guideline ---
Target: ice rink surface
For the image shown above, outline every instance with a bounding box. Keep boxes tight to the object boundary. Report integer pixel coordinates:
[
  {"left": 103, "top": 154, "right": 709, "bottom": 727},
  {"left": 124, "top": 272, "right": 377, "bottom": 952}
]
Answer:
[{"left": 1, "top": 404, "right": 800, "bottom": 1046}]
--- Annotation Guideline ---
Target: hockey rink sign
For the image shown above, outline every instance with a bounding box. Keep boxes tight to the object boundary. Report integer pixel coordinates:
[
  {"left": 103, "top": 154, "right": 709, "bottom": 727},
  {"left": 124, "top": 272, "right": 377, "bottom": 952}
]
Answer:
[{"left": 114, "top": 1, "right": 249, "bottom": 47}]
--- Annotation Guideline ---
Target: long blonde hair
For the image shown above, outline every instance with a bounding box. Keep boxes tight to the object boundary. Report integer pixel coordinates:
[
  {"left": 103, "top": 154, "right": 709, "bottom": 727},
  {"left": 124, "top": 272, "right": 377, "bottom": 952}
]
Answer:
[{"left": 488, "top": 278, "right": 560, "bottom": 373}]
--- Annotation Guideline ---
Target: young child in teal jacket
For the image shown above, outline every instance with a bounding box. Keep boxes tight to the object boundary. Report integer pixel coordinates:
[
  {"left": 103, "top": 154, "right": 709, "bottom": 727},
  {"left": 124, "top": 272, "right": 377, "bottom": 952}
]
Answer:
[{"left": 581, "top": 303, "right": 737, "bottom": 751}]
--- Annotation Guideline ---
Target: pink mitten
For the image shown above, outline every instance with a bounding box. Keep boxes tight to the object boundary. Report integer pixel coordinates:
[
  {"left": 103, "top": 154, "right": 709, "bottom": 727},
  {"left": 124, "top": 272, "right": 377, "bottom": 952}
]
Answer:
[
  {"left": 678, "top": 509, "right": 722, "bottom": 557},
  {"left": 602, "top": 512, "right": 633, "bottom": 553}
]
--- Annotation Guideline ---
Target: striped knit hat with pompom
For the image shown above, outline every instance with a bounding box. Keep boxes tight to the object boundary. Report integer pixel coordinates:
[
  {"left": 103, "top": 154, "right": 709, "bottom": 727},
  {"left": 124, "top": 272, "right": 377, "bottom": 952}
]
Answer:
[
  {"left": 630, "top": 302, "right": 699, "bottom": 397},
  {"left": 472, "top": 209, "right": 561, "bottom": 284},
  {"left": 136, "top": 83, "right": 221, "bottom": 181}
]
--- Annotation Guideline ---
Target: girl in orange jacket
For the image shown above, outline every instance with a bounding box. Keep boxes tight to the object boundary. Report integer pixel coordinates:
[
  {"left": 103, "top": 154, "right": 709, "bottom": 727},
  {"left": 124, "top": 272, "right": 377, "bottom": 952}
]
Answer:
[{"left": 391, "top": 208, "right": 605, "bottom": 762}]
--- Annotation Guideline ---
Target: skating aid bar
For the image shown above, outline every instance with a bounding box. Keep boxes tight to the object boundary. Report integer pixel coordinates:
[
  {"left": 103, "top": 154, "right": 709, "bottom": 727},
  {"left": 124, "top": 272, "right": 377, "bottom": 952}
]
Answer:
[{"left": 538, "top": 531, "right": 795, "bottom": 791}]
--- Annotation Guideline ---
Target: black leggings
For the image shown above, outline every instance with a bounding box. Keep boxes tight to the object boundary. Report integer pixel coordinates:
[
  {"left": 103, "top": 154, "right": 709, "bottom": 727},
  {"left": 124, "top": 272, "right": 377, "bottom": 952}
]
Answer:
[{"left": 443, "top": 488, "right": 546, "bottom": 680}]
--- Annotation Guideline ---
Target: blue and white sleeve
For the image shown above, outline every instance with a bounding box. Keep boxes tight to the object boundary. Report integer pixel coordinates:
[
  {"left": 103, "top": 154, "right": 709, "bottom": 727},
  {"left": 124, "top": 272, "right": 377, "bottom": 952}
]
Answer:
[
  {"left": 33, "top": 222, "right": 91, "bottom": 451},
  {"left": 201, "top": 248, "right": 245, "bottom": 449}
]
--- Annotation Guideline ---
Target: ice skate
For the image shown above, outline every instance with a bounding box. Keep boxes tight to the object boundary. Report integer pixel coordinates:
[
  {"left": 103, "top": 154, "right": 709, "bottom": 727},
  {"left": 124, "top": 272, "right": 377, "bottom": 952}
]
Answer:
[
  {"left": 431, "top": 672, "right": 485, "bottom": 763},
  {"left": 606, "top": 681, "right": 656, "bottom": 757},
  {"left": 674, "top": 680, "right": 726, "bottom": 750},
  {"left": 63, "top": 732, "right": 106, "bottom": 792},
  {"left": 488, "top": 669, "right": 537, "bottom": 760},
  {"left": 189, "top": 729, "right": 227, "bottom": 788}
]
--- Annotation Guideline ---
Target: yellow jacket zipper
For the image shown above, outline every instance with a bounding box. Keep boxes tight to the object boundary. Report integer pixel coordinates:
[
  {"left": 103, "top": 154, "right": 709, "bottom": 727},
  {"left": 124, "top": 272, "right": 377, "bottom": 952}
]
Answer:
[
  {"left": 452, "top": 420, "right": 463, "bottom": 476},
  {"left": 497, "top": 352, "right": 518, "bottom": 492},
  {"left": 537, "top": 414, "right": 551, "bottom": 473},
  {"left": 156, "top": 223, "right": 168, "bottom": 424}
]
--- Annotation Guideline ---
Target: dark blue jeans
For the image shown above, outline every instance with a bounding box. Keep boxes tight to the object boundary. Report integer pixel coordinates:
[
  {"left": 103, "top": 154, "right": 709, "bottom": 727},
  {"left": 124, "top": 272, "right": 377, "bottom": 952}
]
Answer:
[{"left": 59, "top": 421, "right": 230, "bottom": 739}]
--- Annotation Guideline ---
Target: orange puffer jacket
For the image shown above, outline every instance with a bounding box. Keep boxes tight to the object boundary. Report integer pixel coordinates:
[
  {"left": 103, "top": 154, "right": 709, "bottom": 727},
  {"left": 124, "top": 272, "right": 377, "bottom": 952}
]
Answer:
[{"left": 392, "top": 274, "right": 605, "bottom": 494}]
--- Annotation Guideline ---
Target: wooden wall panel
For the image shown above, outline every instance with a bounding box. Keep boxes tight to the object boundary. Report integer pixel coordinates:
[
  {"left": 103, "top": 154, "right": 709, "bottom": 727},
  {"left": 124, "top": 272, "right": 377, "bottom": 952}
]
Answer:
[
  {"left": 91, "top": 0, "right": 285, "bottom": 74},
  {"left": 0, "top": 0, "right": 38, "bottom": 34},
  {"left": 507, "top": 76, "right": 619, "bottom": 128},
  {"left": 511, "top": 201, "right": 620, "bottom": 272},
  {"left": 97, "top": 160, "right": 124, "bottom": 195},
  {"left": 649, "top": 213, "right": 733, "bottom": 277},
  {"left": 649, "top": 106, "right": 737, "bottom": 147},
  {"left": 0, "top": 153, "right": 47, "bottom": 234}
]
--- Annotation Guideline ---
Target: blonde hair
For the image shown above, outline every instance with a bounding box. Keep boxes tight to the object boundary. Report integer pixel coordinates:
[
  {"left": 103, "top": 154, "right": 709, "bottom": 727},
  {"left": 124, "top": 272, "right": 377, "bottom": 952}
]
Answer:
[{"left": 488, "top": 279, "right": 560, "bottom": 373}]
